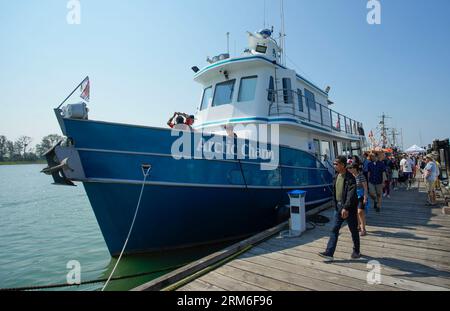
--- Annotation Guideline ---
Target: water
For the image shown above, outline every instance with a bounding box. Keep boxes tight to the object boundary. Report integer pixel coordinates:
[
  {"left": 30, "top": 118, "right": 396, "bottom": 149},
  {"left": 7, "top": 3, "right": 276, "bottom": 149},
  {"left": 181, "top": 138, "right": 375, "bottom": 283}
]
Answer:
[{"left": 0, "top": 164, "right": 231, "bottom": 291}]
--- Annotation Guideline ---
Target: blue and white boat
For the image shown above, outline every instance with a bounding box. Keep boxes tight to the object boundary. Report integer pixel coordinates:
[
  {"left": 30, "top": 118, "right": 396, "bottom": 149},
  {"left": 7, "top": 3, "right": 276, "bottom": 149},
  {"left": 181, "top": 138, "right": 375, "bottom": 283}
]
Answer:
[{"left": 43, "top": 29, "right": 366, "bottom": 256}]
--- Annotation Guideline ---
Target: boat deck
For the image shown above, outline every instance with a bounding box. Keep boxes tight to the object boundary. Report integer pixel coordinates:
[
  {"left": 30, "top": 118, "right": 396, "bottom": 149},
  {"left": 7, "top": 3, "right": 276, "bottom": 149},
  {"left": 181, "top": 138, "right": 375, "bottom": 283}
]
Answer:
[{"left": 134, "top": 180, "right": 450, "bottom": 291}]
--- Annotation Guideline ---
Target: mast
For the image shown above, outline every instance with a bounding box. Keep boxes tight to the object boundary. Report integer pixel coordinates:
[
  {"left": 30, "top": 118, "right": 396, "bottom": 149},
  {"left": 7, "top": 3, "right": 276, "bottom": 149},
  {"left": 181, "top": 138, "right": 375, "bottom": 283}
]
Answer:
[
  {"left": 378, "top": 112, "right": 391, "bottom": 148},
  {"left": 390, "top": 128, "right": 400, "bottom": 148}
]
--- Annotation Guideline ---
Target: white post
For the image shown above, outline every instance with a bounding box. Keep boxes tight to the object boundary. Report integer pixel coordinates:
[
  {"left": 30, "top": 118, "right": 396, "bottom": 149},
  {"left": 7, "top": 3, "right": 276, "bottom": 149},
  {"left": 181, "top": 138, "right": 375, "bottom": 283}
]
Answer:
[{"left": 288, "top": 190, "right": 307, "bottom": 235}]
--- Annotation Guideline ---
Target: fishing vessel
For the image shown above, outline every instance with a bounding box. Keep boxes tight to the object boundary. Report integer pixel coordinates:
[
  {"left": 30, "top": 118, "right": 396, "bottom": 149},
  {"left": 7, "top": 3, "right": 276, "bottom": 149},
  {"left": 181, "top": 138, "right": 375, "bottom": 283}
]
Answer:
[{"left": 43, "top": 28, "right": 366, "bottom": 256}]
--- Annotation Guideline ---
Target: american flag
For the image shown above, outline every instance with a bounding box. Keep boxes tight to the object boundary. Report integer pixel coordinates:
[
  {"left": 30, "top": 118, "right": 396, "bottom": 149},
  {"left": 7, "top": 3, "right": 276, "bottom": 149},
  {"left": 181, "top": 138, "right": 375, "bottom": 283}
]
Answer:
[{"left": 80, "top": 76, "right": 90, "bottom": 102}]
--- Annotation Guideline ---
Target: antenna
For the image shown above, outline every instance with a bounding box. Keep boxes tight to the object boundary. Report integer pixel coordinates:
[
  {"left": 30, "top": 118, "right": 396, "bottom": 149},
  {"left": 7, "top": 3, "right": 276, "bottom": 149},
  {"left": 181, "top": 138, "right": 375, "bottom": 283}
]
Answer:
[
  {"left": 280, "top": 0, "right": 286, "bottom": 66},
  {"left": 226, "top": 32, "right": 230, "bottom": 55}
]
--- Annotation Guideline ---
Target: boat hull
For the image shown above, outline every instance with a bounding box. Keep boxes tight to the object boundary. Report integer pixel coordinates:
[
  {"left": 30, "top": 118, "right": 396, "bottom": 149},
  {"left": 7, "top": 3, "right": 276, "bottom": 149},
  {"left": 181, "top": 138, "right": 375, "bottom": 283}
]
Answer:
[{"left": 52, "top": 117, "right": 333, "bottom": 256}]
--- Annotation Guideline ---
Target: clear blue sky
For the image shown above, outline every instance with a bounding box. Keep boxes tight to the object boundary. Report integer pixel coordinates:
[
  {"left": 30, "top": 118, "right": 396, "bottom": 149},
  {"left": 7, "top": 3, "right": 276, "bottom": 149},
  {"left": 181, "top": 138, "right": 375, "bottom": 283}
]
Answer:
[{"left": 1, "top": 0, "right": 449, "bottom": 149}]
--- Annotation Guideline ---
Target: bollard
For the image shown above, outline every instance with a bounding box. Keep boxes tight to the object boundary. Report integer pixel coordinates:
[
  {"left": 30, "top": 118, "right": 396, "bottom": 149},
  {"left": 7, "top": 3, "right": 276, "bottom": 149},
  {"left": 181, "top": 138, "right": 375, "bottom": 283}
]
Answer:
[{"left": 287, "top": 190, "right": 307, "bottom": 236}]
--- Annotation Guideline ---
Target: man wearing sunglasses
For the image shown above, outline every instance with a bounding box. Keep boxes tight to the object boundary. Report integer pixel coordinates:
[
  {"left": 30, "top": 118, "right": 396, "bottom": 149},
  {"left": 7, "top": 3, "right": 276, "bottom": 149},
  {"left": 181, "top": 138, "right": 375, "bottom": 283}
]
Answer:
[{"left": 319, "top": 156, "right": 361, "bottom": 261}]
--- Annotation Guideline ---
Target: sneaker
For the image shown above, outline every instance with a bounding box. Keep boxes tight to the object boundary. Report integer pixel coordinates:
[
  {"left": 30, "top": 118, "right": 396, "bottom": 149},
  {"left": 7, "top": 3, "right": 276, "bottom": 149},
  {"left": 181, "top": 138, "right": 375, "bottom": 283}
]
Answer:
[
  {"left": 351, "top": 251, "right": 361, "bottom": 259},
  {"left": 318, "top": 252, "right": 334, "bottom": 262},
  {"left": 387, "top": 195, "right": 391, "bottom": 199},
  {"left": 360, "top": 230, "right": 367, "bottom": 236}
]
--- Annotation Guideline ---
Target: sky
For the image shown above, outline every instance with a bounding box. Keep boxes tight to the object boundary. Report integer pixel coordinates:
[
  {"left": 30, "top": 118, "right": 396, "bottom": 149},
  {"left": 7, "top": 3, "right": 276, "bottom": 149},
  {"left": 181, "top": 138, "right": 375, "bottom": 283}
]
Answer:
[{"left": 1, "top": 0, "right": 449, "bottom": 150}]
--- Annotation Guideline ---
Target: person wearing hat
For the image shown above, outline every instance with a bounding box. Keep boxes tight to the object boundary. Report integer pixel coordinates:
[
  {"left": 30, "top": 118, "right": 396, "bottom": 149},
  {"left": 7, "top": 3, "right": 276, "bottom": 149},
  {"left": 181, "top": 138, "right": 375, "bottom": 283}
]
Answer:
[
  {"left": 319, "top": 155, "right": 360, "bottom": 261},
  {"left": 424, "top": 154, "right": 437, "bottom": 206}
]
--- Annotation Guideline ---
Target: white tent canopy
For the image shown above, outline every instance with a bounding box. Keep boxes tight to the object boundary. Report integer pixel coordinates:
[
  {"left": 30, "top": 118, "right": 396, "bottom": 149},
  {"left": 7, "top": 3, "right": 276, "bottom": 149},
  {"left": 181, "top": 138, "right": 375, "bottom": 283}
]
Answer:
[{"left": 405, "top": 144, "right": 426, "bottom": 153}]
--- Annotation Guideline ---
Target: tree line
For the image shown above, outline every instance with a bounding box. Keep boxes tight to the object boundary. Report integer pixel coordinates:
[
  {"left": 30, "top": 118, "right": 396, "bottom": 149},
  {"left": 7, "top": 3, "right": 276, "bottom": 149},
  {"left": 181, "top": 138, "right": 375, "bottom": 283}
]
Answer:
[{"left": 0, "top": 134, "right": 63, "bottom": 162}]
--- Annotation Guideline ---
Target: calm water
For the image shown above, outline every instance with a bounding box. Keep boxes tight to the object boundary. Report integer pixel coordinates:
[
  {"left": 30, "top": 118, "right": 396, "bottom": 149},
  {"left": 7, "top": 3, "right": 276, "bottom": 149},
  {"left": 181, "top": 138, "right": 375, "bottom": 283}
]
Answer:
[{"left": 0, "top": 164, "right": 230, "bottom": 291}]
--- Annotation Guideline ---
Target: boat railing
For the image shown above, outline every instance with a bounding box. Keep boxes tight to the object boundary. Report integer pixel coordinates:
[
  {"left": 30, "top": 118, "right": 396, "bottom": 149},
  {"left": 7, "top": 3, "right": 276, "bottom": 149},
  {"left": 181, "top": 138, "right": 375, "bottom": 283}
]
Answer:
[{"left": 268, "top": 89, "right": 365, "bottom": 137}]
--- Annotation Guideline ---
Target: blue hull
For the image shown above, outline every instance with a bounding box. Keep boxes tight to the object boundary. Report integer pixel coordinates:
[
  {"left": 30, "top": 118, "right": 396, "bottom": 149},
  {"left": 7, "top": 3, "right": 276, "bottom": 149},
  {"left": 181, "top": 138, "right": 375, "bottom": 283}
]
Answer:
[{"left": 60, "top": 118, "right": 333, "bottom": 256}]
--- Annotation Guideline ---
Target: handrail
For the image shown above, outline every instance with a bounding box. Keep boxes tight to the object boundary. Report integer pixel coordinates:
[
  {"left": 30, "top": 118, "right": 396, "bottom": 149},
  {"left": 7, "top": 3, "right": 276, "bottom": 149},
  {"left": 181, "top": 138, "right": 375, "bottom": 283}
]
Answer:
[{"left": 267, "top": 88, "right": 365, "bottom": 137}]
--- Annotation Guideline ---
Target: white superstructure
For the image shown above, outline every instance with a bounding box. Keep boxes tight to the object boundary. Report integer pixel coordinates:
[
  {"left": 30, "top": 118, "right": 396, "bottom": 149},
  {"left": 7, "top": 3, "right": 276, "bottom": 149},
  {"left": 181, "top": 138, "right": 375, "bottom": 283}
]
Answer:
[{"left": 193, "top": 29, "right": 366, "bottom": 163}]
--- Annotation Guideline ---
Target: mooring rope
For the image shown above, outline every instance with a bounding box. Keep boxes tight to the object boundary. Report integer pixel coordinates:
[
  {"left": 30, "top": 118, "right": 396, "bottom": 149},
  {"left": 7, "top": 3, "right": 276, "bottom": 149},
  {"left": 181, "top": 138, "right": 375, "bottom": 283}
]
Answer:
[{"left": 101, "top": 164, "right": 152, "bottom": 291}]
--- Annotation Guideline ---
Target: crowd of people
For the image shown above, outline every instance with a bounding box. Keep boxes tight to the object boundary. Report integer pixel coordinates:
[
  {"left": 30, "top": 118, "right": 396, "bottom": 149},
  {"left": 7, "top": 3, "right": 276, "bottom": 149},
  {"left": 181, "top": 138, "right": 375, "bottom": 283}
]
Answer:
[
  {"left": 360, "top": 151, "right": 441, "bottom": 206},
  {"left": 319, "top": 151, "right": 442, "bottom": 262}
]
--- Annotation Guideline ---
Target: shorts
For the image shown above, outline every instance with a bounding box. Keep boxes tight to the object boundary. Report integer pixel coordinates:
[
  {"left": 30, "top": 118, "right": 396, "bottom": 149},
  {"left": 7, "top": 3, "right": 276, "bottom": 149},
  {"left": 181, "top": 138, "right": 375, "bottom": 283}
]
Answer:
[
  {"left": 357, "top": 197, "right": 365, "bottom": 210},
  {"left": 403, "top": 172, "right": 412, "bottom": 180},
  {"left": 369, "top": 183, "right": 383, "bottom": 197},
  {"left": 434, "top": 179, "right": 440, "bottom": 189},
  {"left": 426, "top": 180, "right": 435, "bottom": 192}
]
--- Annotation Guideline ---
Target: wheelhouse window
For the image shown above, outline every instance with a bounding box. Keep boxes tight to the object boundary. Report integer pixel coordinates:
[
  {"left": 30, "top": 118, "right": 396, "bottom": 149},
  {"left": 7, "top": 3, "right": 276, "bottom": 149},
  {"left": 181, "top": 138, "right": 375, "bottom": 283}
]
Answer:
[
  {"left": 282, "top": 78, "right": 292, "bottom": 104},
  {"left": 304, "top": 88, "right": 316, "bottom": 110},
  {"left": 212, "top": 79, "right": 236, "bottom": 107},
  {"left": 238, "top": 76, "right": 257, "bottom": 102},
  {"left": 200, "top": 86, "right": 213, "bottom": 110},
  {"left": 267, "top": 76, "right": 275, "bottom": 102},
  {"left": 297, "top": 89, "right": 303, "bottom": 112}
]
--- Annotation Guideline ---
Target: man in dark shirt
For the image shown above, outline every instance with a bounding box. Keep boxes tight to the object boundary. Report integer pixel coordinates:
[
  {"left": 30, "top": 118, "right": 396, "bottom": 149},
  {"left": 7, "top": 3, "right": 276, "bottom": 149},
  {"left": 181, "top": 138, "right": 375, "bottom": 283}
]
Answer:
[
  {"left": 319, "top": 156, "right": 360, "bottom": 261},
  {"left": 368, "top": 153, "right": 386, "bottom": 212}
]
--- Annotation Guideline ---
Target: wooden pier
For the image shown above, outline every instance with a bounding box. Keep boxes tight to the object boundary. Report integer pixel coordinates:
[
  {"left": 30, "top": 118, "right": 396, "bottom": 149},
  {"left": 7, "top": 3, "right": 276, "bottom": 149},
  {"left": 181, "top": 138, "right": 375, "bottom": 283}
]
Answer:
[{"left": 133, "top": 182, "right": 450, "bottom": 291}]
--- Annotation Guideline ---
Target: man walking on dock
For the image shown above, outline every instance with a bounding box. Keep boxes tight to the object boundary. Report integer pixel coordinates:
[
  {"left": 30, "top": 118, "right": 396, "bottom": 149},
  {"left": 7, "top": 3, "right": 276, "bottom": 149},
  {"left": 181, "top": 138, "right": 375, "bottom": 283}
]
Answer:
[
  {"left": 319, "top": 156, "right": 360, "bottom": 261},
  {"left": 368, "top": 153, "right": 386, "bottom": 212}
]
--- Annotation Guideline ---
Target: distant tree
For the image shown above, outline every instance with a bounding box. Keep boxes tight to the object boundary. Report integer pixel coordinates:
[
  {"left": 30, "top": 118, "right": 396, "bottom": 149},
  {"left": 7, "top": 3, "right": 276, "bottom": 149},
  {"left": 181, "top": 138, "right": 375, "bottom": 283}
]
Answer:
[
  {"left": 12, "top": 141, "right": 24, "bottom": 160},
  {"left": 16, "top": 136, "right": 32, "bottom": 155},
  {"left": 23, "top": 148, "right": 39, "bottom": 161},
  {"left": 36, "top": 134, "right": 64, "bottom": 158},
  {"left": 6, "top": 140, "right": 14, "bottom": 160},
  {"left": 0, "top": 135, "right": 7, "bottom": 161}
]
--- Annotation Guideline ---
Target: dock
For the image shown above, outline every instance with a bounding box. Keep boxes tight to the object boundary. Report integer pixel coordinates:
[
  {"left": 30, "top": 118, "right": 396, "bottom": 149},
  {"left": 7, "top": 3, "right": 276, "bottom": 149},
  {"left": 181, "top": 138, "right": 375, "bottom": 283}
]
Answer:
[{"left": 133, "top": 181, "right": 450, "bottom": 291}]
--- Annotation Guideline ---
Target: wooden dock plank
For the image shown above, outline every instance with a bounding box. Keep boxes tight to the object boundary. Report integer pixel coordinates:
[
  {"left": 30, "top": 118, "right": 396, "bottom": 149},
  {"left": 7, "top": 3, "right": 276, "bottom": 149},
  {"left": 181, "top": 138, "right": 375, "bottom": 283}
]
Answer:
[
  {"left": 235, "top": 252, "right": 398, "bottom": 291},
  {"left": 213, "top": 264, "right": 309, "bottom": 291},
  {"left": 179, "top": 279, "right": 227, "bottom": 291},
  {"left": 226, "top": 258, "right": 355, "bottom": 291},
  {"left": 198, "top": 271, "right": 268, "bottom": 291}
]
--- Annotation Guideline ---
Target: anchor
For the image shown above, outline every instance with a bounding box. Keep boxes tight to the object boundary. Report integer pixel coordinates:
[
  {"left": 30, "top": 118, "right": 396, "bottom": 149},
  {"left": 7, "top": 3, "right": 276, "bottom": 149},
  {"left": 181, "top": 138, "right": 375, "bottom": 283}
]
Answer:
[{"left": 40, "top": 141, "right": 76, "bottom": 186}]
